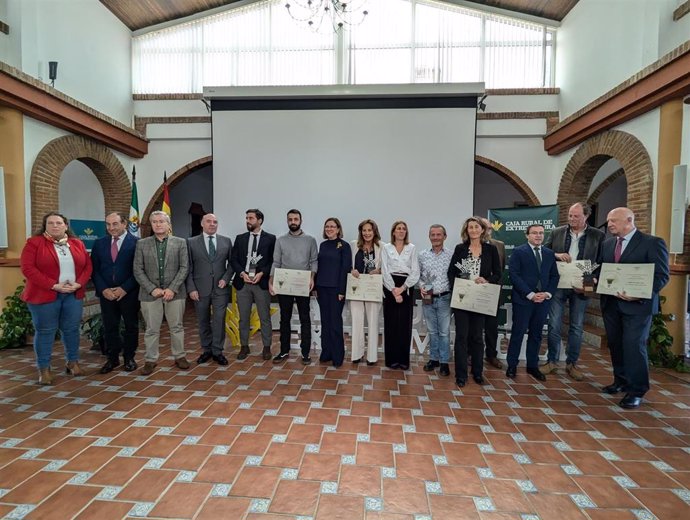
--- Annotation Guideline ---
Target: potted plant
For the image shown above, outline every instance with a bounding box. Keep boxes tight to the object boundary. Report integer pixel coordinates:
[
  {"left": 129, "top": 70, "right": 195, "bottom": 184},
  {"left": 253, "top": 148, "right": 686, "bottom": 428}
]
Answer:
[
  {"left": 0, "top": 284, "right": 34, "bottom": 349},
  {"left": 81, "top": 313, "right": 106, "bottom": 354},
  {"left": 647, "top": 296, "right": 689, "bottom": 373}
]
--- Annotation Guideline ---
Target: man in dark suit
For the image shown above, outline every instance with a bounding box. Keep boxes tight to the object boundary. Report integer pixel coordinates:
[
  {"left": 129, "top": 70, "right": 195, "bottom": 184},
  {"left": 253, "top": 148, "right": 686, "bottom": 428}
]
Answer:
[
  {"left": 598, "top": 207, "right": 669, "bottom": 409},
  {"left": 91, "top": 212, "right": 140, "bottom": 374},
  {"left": 543, "top": 202, "right": 604, "bottom": 381},
  {"left": 506, "top": 224, "right": 559, "bottom": 381},
  {"left": 481, "top": 218, "right": 505, "bottom": 369},
  {"left": 230, "top": 209, "right": 276, "bottom": 361},
  {"left": 186, "top": 213, "right": 233, "bottom": 366}
]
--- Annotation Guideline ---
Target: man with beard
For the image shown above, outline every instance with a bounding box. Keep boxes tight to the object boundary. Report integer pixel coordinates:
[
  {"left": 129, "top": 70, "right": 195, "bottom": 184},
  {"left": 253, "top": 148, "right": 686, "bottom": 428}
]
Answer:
[
  {"left": 230, "top": 209, "right": 276, "bottom": 360},
  {"left": 269, "top": 209, "right": 318, "bottom": 364}
]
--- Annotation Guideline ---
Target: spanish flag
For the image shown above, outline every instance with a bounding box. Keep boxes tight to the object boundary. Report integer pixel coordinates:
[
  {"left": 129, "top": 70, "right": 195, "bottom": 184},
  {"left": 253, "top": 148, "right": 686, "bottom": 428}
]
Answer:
[{"left": 162, "top": 171, "right": 171, "bottom": 217}]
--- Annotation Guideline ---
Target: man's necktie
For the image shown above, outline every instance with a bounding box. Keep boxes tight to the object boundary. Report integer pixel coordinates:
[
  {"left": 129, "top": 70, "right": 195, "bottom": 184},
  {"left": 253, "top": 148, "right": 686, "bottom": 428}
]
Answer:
[
  {"left": 209, "top": 235, "right": 216, "bottom": 260},
  {"left": 614, "top": 237, "right": 624, "bottom": 263},
  {"left": 250, "top": 233, "right": 258, "bottom": 255},
  {"left": 111, "top": 237, "right": 118, "bottom": 262},
  {"left": 534, "top": 246, "right": 542, "bottom": 291}
]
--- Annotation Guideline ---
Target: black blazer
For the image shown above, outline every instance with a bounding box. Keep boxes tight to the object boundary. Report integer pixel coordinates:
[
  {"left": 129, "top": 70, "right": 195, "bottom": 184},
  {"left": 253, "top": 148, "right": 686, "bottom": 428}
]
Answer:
[
  {"left": 597, "top": 230, "right": 669, "bottom": 316},
  {"left": 447, "top": 242, "right": 502, "bottom": 291},
  {"left": 90, "top": 232, "right": 139, "bottom": 297},
  {"left": 231, "top": 230, "right": 276, "bottom": 290}
]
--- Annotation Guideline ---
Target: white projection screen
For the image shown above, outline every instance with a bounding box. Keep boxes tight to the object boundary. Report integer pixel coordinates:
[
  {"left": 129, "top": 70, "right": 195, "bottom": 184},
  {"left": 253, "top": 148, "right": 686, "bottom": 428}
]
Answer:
[{"left": 207, "top": 84, "right": 482, "bottom": 245}]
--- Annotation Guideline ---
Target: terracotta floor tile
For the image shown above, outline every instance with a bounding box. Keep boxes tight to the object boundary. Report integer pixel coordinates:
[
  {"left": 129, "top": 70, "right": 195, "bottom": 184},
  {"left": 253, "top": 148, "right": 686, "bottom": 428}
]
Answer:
[
  {"left": 306, "top": 408, "right": 340, "bottom": 425},
  {"left": 256, "top": 415, "right": 294, "bottom": 434},
  {"left": 162, "top": 443, "right": 214, "bottom": 470},
  {"left": 565, "top": 450, "right": 622, "bottom": 476},
  {"left": 269, "top": 479, "right": 321, "bottom": 515},
  {"left": 74, "top": 500, "right": 135, "bottom": 520},
  {"left": 630, "top": 488, "right": 689, "bottom": 520},
  {"left": 573, "top": 476, "right": 642, "bottom": 508},
  {"left": 24, "top": 484, "right": 100, "bottom": 520},
  {"left": 37, "top": 435, "right": 93, "bottom": 460},
  {"left": 261, "top": 442, "right": 305, "bottom": 468},
  {"left": 350, "top": 401, "right": 380, "bottom": 417},
  {"left": 443, "top": 442, "right": 486, "bottom": 467},
  {"left": 483, "top": 453, "right": 527, "bottom": 479},
  {"left": 413, "top": 415, "right": 450, "bottom": 434},
  {"left": 89, "top": 455, "right": 148, "bottom": 486},
  {"left": 339, "top": 465, "right": 381, "bottom": 496},
  {"left": 613, "top": 460, "right": 681, "bottom": 488},
  {"left": 337, "top": 415, "right": 371, "bottom": 434},
  {"left": 528, "top": 493, "right": 589, "bottom": 520},
  {"left": 62, "top": 446, "right": 120, "bottom": 472},
  {"left": 117, "top": 468, "right": 178, "bottom": 501},
  {"left": 195, "top": 454, "right": 245, "bottom": 483},
  {"left": 230, "top": 466, "right": 282, "bottom": 498},
  {"left": 584, "top": 510, "right": 639, "bottom": 520},
  {"left": 557, "top": 431, "right": 607, "bottom": 451},
  {"left": 1, "top": 470, "right": 72, "bottom": 504},
  {"left": 648, "top": 447, "right": 690, "bottom": 471},
  {"left": 197, "top": 424, "right": 242, "bottom": 446},
  {"left": 356, "top": 442, "right": 394, "bottom": 467},
  {"left": 395, "top": 453, "right": 438, "bottom": 480},
  {"left": 523, "top": 463, "right": 581, "bottom": 494},
  {"left": 404, "top": 432, "right": 443, "bottom": 454},
  {"left": 370, "top": 424, "right": 404, "bottom": 444},
  {"left": 149, "top": 481, "right": 213, "bottom": 518},
  {"left": 88, "top": 418, "right": 135, "bottom": 438},
  {"left": 286, "top": 423, "right": 325, "bottom": 444},
  {"left": 437, "top": 465, "right": 486, "bottom": 496},
  {"left": 109, "top": 425, "right": 158, "bottom": 447},
  {"left": 195, "top": 497, "right": 252, "bottom": 520},
  {"left": 429, "top": 495, "right": 480, "bottom": 519},
  {"left": 315, "top": 494, "right": 365, "bottom": 520},
  {"left": 299, "top": 453, "right": 342, "bottom": 481},
  {"left": 383, "top": 478, "right": 430, "bottom": 514},
  {"left": 171, "top": 416, "right": 215, "bottom": 436},
  {"left": 447, "top": 424, "right": 489, "bottom": 444},
  {"left": 320, "top": 432, "right": 357, "bottom": 454},
  {"left": 483, "top": 478, "right": 535, "bottom": 513},
  {"left": 135, "top": 434, "right": 184, "bottom": 458},
  {"left": 18, "top": 426, "right": 73, "bottom": 450},
  {"left": 381, "top": 408, "right": 413, "bottom": 425}
]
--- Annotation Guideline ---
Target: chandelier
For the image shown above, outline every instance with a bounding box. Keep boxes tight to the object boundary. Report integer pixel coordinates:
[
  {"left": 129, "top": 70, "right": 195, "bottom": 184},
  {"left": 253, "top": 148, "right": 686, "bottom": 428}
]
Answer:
[{"left": 285, "top": 1, "right": 369, "bottom": 32}]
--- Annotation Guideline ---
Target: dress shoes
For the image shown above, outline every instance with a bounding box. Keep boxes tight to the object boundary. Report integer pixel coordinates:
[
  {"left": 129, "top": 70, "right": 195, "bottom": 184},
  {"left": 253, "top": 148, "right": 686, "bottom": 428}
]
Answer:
[
  {"left": 439, "top": 363, "right": 450, "bottom": 377},
  {"left": 619, "top": 393, "right": 642, "bottom": 409},
  {"left": 213, "top": 354, "right": 229, "bottom": 366},
  {"left": 486, "top": 357, "right": 503, "bottom": 369},
  {"left": 197, "top": 351, "right": 213, "bottom": 364},
  {"left": 175, "top": 357, "right": 191, "bottom": 370},
  {"left": 262, "top": 347, "right": 272, "bottom": 360},
  {"left": 455, "top": 378, "right": 466, "bottom": 388},
  {"left": 526, "top": 367, "right": 546, "bottom": 381},
  {"left": 506, "top": 366, "right": 517, "bottom": 378},
  {"left": 366, "top": 360, "right": 377, "bottom": 366},
  {"left": 352, "top": 356, "right": 364, "bottom": 364},
  {"left": 237, "top": 346, "right": 250, "bottom": 361},
  {"left": 99, "top": 359, "right": 120, "bottom": 374},
  {"left": 602, "top": 382, "right": 625, "bottom": 394},
  {"left": 123, "top": 359, "right": 138, "bottom": 372},
  {"left": 473, "top": 375, "right": 485, "bottom": 385},
  {"left": 141, "top": 362, "right": 156, "bottom": 375},
  {"left": 423, "top": 360, "right": 440, "bottom": 372}
]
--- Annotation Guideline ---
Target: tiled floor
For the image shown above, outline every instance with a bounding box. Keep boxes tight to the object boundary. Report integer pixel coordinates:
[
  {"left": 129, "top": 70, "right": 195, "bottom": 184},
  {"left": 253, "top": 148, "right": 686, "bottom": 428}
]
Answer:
[{"left": 1, "top": 311, "right": 689, "bottom": 520}]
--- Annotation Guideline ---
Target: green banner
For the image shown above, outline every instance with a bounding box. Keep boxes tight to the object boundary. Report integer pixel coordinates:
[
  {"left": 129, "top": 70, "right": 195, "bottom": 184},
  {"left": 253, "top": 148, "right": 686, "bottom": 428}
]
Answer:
[
  {"left": 487, "top": 205, "right": 559, "bottom": 328},
  {"left": 70, "top": 219, "right": 106, "bottom": 252}
]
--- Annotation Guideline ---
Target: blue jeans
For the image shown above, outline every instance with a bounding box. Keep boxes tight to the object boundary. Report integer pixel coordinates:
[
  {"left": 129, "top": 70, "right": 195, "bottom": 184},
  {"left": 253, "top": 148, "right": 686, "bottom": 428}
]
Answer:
[
  {"left": 547, "top": 289, "right": 589, "bottom": 365},
  {"left": 28, "top": 293, "right": 83, "bottom": 369},
  {"left": 423, "top": 293, "right": 451, "bottom": 363}
]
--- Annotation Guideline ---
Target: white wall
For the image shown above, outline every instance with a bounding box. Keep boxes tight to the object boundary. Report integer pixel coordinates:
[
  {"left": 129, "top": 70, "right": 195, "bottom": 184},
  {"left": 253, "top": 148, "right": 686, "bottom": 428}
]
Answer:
[
  {"left": 556, "top": 0, "right": 683, "bottom": 119},
  {"left": 58, "top": 160, "right": 104, "bottom": 220},
  {"left": 5, "top": 0, "right": 132, "bottom": 125}
]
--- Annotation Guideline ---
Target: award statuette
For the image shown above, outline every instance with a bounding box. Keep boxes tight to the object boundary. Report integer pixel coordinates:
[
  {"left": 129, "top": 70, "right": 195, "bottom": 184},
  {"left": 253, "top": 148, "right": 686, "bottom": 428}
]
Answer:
[
  {"left": 421, "top": 273, "right": 435, "bottom": 305},
  {"left": 247, "top": 252, "right": 262, "bottom": 280},
  {"left": 454, "top": 258, "right": 473, "bottom": 280},
  {"left": 576, "top": 260, "right": 599, "bottom": 293}
]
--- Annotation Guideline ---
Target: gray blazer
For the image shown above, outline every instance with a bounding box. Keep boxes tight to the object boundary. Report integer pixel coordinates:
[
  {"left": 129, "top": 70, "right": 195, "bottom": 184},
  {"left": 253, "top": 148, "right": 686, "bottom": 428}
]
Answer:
[
  {"left": 488, "top": 238, "right": 506, "bottom": 270},
  {"left": 545, "top": 225, "right": 604, "bottom": 262},
  {"left": 185, "top": 234, "right": 233, "bottom": 298},
  {"left": 134, "top": 235, "right": 189, "bottom": 302}
]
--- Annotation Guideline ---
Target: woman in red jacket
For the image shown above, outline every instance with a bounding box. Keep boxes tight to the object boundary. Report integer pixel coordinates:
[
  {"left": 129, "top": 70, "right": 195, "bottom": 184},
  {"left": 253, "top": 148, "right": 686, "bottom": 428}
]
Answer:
[{"left": 21, "top": 212, "right": 93, "bottom": 384}]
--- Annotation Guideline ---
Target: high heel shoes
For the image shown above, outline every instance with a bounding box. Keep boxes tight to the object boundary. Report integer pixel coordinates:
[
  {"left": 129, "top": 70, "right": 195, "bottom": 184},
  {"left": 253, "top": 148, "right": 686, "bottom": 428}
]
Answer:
[
  {"left": 38, "top": 367, "right": 53, "bottom": 385},
  {"left": 65, "top": 361, "right": 83, "bottom": 376}
]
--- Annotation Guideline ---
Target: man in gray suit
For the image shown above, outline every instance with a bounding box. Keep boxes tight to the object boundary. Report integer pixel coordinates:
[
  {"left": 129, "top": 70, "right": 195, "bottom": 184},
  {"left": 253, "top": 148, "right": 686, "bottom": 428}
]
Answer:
[
  {"left": 186, "top": 213, "right": 233, "bottom": 365},
  {"left": 134, "top": 210, "right": 190, "bottom": 375}
]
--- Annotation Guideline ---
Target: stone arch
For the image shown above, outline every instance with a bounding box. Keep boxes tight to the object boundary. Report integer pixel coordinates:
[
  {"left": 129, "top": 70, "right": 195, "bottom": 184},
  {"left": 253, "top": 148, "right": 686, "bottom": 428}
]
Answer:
[
  {"left": 558, "top": 130, "right": 653, "bottom": 232},
  {"left": 141, "top": 156, "right": 212, "bottom": 236},
  {"left": 475, "top": 155, "right": 541, "bottom": 206},
  {"left": 30, "top": 135, "right": 130, "bottom": 233}
]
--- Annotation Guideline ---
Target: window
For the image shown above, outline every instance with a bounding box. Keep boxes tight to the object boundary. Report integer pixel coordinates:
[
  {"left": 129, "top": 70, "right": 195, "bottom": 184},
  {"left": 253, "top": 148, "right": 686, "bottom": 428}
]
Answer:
[{"left": 132, "top": 0, "right": 556, "bottom": 94}]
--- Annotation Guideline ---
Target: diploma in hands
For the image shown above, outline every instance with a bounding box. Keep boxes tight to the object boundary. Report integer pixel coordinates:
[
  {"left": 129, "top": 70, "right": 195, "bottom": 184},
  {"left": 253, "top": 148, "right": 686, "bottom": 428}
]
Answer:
[
  {"left": 596, "top": 263, "right": 654, "bottom": 299},
  {"left": 273, "top": 268, "right": 311, "bottom": 297},
  {"left": 557, "top": 260, "right": 591, "bottom": 289},
  {"left": 346, "top": 274, "right": 383, "bottom": 302},
  {"left": 450, "top": 278, "right": 501, "bottom": 316}
]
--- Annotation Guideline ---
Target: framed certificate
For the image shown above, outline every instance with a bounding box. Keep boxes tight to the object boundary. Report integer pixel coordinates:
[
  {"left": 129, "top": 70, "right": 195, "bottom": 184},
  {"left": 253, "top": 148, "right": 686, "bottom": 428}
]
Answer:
[
  {"left": 556, "top": 260, "right": 589, "bottom": 289},
  {"left": 450, "top": 278, "right": 501, "bottom": 316},
  {"left": 596, "top": 263, "right": 654, "bottom": 299},
  {"left": 273, "top": 268, "right": 311, "bottom": 297},
  {"left": 346, "top": 273, "right": 383, "bottom": 302}
]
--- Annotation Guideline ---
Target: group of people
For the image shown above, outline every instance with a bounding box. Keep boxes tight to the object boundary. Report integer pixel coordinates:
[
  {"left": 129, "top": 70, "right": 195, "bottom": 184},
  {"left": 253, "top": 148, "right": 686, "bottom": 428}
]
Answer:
[{"left": 19, "top": 203, "right": 669, "bottom": 409}]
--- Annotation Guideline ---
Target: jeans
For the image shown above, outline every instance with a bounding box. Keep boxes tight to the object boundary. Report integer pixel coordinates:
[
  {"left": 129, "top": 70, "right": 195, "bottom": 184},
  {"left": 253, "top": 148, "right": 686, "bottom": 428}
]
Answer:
[
  {"left": 28, "top": 293, "right": 83, "bottom": 369},
  {"left": 547, "top": 289, "right": 589, "bottom": 365},
  {"left": 422, "top": 293, "right": 451, "bottom": 363}
]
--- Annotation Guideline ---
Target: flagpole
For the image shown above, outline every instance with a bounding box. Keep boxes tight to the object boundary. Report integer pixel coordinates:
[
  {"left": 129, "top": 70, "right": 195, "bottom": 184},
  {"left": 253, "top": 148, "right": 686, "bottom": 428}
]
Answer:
[{"left": 128, "top": 166, "right": 140, "bottom": 237}]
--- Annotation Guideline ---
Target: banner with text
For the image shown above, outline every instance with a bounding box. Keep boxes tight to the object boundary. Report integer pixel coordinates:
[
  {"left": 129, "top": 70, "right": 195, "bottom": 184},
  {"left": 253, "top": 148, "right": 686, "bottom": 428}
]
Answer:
[{"left": 487, "top": 205, "right": 559, "bottom": 329}]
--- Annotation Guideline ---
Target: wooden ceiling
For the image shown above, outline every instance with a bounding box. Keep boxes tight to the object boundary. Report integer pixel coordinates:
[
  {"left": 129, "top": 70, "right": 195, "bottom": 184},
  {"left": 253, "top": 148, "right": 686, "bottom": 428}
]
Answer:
[{"left": 101, "top": 0, "right": 579, "bottom": 31}]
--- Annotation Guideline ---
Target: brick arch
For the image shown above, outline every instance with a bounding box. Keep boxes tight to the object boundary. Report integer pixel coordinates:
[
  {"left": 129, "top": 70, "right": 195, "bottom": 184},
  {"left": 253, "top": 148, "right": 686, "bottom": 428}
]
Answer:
[
  {"left": 141, "top": 156, "right": 212, "bottom": 236},
  {"left": 475, "top": 155, "right": 541, "bottom": 206},
  {"left": 558, "top": 130, "right": 653, "bottom": 233},
  {"left": 30, "top": 135, "right": 129, "bottom": 233},
  {"left": 586, "top": 167, "right": 626, "bottom": 206}
]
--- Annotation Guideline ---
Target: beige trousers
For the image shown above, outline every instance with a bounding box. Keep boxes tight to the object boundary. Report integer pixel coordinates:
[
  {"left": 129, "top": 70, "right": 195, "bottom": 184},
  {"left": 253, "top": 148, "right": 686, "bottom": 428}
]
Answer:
[
  {"left": 349, "top": 300, "right": 381, "bottom": 363},
  {"left": 141, "top": 298, "right": 186, "bottom": 363}
]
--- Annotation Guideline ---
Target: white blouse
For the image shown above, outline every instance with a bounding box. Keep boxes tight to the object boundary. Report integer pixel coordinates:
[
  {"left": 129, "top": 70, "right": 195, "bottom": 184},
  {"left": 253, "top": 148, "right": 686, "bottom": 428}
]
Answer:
[
  {"left": 381, "top": 242, "right": 420, "bottom": 291},
  {"left": 54, "top": 243, "right": 76, "bottom": 284}
]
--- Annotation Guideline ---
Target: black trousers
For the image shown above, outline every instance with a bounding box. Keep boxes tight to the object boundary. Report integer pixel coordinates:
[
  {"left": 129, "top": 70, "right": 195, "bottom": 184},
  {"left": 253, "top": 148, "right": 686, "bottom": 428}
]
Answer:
[
  {"left": 484, "top": 314, "right": 499, "bottom": 359},
  {"left": 100, "top": 292, "right": 139, "bottom": 362},
  {"left": 383, "top": 274, "right": 413, "bottom": 368},
  {"left": 316, "top": 287, "right": 345, "bottom": 366},
  {"left": 454, "top": 309, "right": 485, "bottom": 381},
  {"left": 278, "top": 294, "right": 311, "bottom": 356}
]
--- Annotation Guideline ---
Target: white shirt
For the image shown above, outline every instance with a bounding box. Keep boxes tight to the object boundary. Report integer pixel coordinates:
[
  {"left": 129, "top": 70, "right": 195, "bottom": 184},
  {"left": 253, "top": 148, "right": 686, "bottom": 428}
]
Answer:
[
  {"left": 381, "top": 242, "right": 420, "bottom": 291},
  {"left": 54, "top": 243, "right": 76, "bottom": 284},
  {"left": 618, "top": 228, "right": 637, "bottom": 256},
  {"left": 245, "top": 232, "right": 262, "bottom": 272},
  {"left": 568, "top": 227, "right": 585, "bottom": 260},
  {"left": 111, "top": 232, "right": 126, "bottom": 252},
  {"left": 204, "top": 233, "right": 216, "bottom": 254}
]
